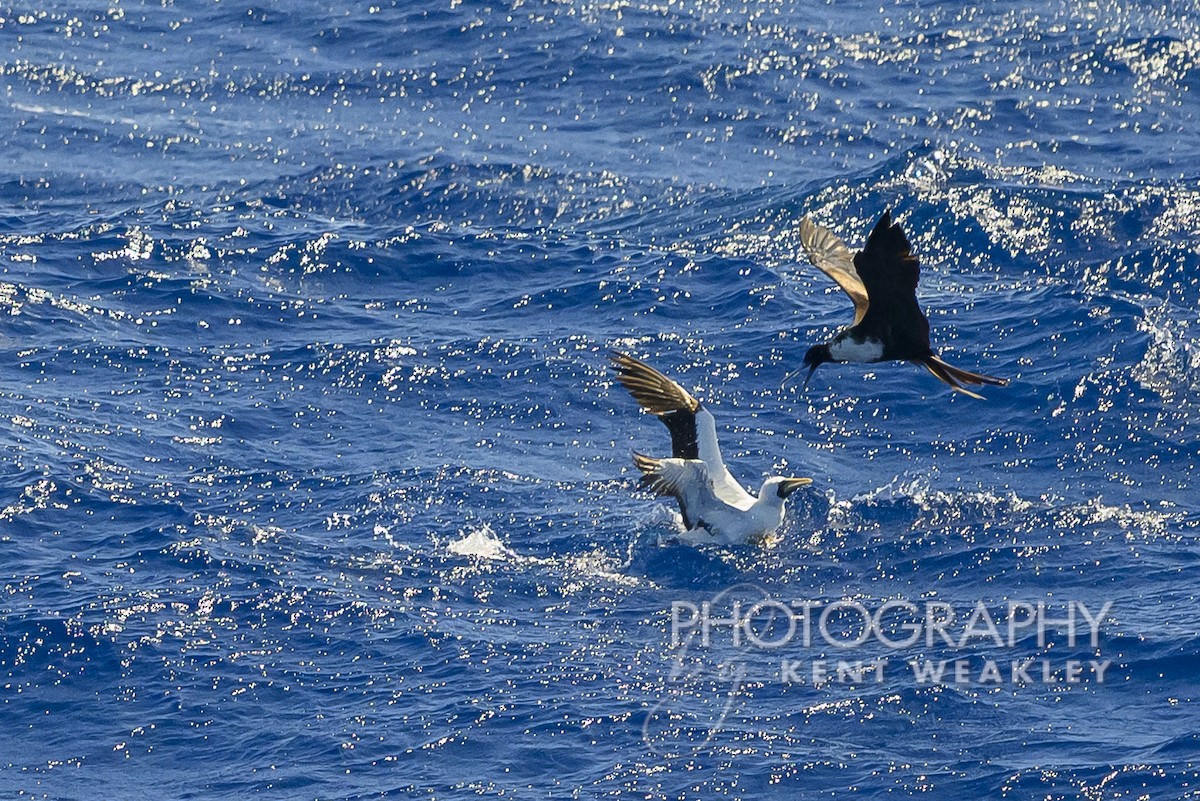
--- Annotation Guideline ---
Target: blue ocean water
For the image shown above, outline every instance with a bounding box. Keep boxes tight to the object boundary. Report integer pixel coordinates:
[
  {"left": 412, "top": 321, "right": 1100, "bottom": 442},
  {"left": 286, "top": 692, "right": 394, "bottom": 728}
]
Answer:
[{"left": 2, "top": 0, "right": 1199, "bottom": 797}]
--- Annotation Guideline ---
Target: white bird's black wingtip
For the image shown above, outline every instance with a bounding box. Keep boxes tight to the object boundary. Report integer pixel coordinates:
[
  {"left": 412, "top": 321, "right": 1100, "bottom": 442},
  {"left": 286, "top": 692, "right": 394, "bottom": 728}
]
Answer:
[
  {"left": 610, "top": 351, "right": 704, "bottom": 459},
  {"left": 608, "top": 351, "right": 700, "bottom": 415},
  {"left": 631, "top": 450, "right": 661, "bottom": 474},
  {"left": 630, "top": 451, "right": 678, "bottom": 499}
]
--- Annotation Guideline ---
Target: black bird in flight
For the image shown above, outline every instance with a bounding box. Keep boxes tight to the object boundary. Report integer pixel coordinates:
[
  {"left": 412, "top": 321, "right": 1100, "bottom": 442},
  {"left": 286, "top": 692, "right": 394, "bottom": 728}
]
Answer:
[{"left": 793, "top": 210, "right": 1008, "bottom": 399}]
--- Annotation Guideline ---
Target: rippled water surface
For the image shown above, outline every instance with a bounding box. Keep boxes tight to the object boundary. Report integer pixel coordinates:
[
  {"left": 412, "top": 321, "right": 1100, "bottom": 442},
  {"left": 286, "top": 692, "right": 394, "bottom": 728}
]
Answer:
[{"left": 2, "top": 1, "right": 1199, "bottom": 798}]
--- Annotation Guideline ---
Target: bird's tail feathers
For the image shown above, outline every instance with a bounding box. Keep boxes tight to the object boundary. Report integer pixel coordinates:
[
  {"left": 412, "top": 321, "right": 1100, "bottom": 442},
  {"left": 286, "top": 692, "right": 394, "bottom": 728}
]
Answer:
[
  {"left": 929, "top": 355, "right": 1008, "bottom": 387},
  {"left": 917, "top": 355, "right": 1007, "bottom": 399}
]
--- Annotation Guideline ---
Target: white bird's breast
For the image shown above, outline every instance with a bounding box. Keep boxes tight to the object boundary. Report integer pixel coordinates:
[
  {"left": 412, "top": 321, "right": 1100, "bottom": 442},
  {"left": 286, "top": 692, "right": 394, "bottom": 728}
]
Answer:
[{"left": 829, "top": 335, "right": 884, "bottom": 363}]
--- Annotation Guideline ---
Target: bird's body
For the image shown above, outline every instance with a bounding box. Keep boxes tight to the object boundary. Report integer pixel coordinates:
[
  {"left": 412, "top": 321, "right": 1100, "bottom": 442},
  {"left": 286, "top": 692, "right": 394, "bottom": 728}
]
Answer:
[
  {"left": 828, "top": 333, "right": 886, "bottom": 364},
  {"left": 795, "top": 211, "right": 1008, "bottom": 398},
  {"left": 611, "top": 353, "right": 810, "bottom": 545}
]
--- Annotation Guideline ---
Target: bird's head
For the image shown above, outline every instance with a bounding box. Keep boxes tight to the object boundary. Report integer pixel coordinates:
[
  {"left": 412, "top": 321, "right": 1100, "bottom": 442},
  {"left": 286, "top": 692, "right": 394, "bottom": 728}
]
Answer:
[
  {"left": 801, "top": 343, "right": 834, "bottom": 388},
  {"left": 762, "top": 476, "right": 813, "bottom": 501}
]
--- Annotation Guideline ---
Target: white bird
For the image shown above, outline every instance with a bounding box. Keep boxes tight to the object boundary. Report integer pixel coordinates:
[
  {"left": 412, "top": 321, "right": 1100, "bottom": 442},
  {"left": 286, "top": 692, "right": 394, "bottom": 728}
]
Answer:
[{"left": 610, "top": 352, "right": 812, "bottom": 546}]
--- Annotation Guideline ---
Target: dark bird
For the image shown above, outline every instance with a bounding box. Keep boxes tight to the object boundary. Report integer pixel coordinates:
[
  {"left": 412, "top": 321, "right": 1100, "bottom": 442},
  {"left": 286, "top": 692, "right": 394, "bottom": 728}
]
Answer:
[
  {"left": 610, "top": 352, "right": 811, "bottom": 545},
  {"left": 793, "top": 210, "right": 1008, "bottom": 399}
]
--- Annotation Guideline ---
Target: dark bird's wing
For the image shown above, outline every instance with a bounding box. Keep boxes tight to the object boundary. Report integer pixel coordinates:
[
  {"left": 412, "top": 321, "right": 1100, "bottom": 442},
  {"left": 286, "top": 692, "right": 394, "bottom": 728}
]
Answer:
[
  {"left": 853, "top": 210, "right": 930, "bottom": 345},
  {"left": 799, "top": 217, "right": 870, "bottom": 325},
  {"left": 610, "top": 352, "right": 700, "bottom": 460}
]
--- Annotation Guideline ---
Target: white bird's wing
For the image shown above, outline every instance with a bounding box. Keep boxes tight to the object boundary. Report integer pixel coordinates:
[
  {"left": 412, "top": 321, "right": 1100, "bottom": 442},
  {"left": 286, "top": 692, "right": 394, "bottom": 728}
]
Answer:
[
  {"left": 633, "top": 453, "right": 735, "bottom": 531},
  {"left": 610, "top": 352, "right": 702, "bottom": 459},
  {"left": 799, "top": 216, "right": 870, "bottom": 326},
  {"left": 694, "top": 408, "right": 754, "bottom": 509},
  {"left": 612, "top": 352, "right": 754, "bottom": 509}
]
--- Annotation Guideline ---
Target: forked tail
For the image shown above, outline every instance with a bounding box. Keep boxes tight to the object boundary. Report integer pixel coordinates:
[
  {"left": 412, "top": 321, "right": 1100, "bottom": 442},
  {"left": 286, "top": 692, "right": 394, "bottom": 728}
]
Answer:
[{"left": 917, "top": 355, "right": 1008, "bottom": 399}]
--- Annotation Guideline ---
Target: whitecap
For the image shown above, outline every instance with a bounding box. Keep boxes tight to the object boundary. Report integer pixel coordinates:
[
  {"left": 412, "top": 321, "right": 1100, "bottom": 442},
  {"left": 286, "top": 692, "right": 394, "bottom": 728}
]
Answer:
[{"left": 446, "top": 523, "right": 517, "bottom": 561}]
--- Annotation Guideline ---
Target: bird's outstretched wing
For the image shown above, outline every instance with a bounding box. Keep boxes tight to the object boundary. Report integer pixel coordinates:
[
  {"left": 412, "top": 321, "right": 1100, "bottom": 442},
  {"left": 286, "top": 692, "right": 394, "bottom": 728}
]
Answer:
[
  {"left": 632, "top": 452, "right": 723, "bottom": 533},
  {"left": 853, "top": 210, "right": 924, "bottom": 317},
  {"left": 799, "top": 216, "right": 870, "bottom": 325},
  {"left": 611, "top": 353, "right": 753, "bottom": 508},
  {"left": 610, "top": 352, "right": 700, "bottom": 460}
]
